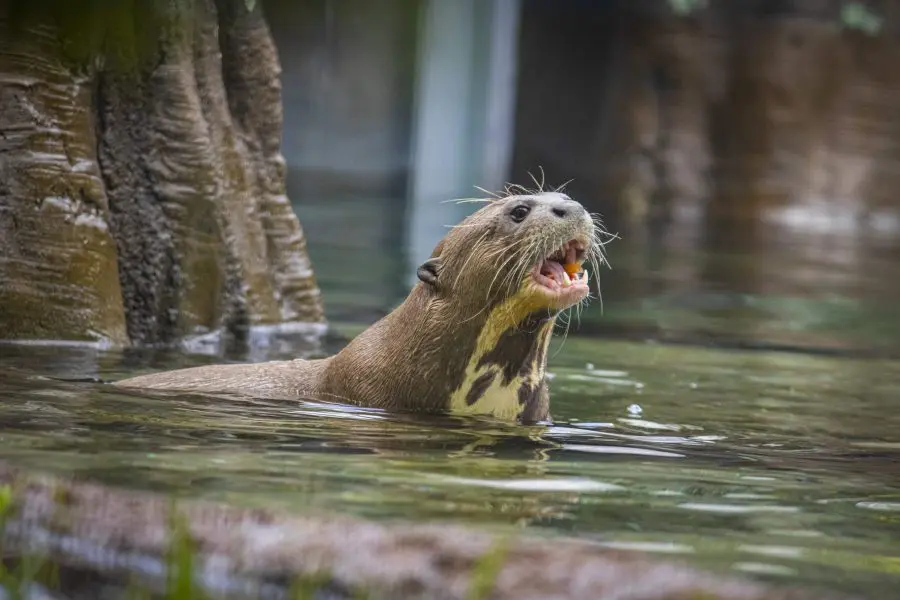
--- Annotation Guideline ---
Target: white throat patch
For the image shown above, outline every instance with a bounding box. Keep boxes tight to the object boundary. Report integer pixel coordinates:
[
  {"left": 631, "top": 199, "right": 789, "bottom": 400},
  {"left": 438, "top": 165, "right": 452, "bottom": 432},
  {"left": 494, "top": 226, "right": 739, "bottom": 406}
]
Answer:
[{"left": 447, "top": 297, "right": 554, "bottom": 420}]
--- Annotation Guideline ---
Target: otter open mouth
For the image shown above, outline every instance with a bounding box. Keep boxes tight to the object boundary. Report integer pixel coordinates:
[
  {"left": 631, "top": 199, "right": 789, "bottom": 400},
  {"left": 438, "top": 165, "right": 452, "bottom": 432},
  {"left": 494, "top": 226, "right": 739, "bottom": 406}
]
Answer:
[{"left": 532, "top": 239, "right": 589, "bottom": 296}]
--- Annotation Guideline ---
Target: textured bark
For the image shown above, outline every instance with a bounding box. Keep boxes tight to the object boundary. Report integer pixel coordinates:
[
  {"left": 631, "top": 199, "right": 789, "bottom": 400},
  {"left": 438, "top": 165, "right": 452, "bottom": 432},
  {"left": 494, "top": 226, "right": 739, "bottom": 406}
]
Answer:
[
  {"left": 0, "top": 0, "right": 324, "bottom": 346},
  {"left": 0, "top": 18, "right": 128, "bottom": 343}
]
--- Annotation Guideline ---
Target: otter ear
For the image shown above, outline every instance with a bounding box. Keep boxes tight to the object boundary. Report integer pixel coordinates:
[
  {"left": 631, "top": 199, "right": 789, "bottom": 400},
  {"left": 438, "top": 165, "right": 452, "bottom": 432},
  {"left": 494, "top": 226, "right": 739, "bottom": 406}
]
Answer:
[{"left": 417, "top": 257, "right": 442, "bottom": 287}]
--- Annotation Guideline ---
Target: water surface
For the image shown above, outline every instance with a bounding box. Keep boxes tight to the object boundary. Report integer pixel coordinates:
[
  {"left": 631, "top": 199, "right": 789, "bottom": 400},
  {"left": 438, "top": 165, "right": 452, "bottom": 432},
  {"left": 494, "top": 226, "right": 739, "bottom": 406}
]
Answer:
[
  {"left": 0, "top": 331, "right": 898, "bottom": 597},
  {"left": 1, "top": 194, "right": 899, "bottom": 598}
]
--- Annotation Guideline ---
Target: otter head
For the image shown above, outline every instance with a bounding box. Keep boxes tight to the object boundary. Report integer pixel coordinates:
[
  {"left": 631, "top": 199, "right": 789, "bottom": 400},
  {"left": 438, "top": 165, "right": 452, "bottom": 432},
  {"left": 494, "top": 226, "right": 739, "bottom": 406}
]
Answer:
[
  {"left": 411, "top": 191, "right": 601, "bottom": 422},
  {"left": 325, "top": 190, "right": 603, "bottom": 422},
  {"left": 417, "top": 191, "right": 598, "bottom": 325}
]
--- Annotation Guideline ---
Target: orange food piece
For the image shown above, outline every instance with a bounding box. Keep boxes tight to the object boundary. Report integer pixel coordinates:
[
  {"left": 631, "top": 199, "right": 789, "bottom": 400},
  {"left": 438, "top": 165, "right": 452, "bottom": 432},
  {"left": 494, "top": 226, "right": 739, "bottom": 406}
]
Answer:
[{"left": 563, "top": 263, "right": 581, "bottom": 276}]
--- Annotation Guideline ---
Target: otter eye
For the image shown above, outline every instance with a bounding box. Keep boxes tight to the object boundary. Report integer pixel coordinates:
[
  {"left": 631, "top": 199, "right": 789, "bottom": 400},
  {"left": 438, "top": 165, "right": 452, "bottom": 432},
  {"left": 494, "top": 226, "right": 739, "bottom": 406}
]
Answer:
[{"left": 509, "top": 205, "right": 530, "bottom": 223}]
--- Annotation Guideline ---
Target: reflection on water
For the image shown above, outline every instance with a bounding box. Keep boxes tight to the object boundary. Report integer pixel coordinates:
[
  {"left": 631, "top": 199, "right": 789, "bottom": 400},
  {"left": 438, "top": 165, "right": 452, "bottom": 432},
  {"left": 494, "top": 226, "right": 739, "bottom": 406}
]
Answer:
[
  {"left": 0, "top": 334, "right": 898, "bottom": 597},
  {"left": 593, "top": 220, "right": 900, "bottom": 355},
  {"left": 1, "top": 192, "right": 899, "bottom": 597}
]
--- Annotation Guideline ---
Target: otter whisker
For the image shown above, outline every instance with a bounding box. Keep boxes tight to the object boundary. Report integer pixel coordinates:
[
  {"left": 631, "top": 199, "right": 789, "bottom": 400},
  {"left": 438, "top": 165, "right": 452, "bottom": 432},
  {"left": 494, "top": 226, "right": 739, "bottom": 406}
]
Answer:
[
  {"left": 476, "top": 241, "right": 532, "bottom": 306},
  {"left": 496, "top": 236, "right": 553, "bottom": 320},
  {"left": 576, "top": 293, "right": 587, "bottom": 325},
  {"left": 592, "top": 230, "right": 620, "bottom": 245},
  {"left": 550, "top": 310, "right": 573, "bottom": 360},
  {"left": 574, "top": 295, "right": 592, "bottom": 329},
  {"left": 525, "top": 234, "right": 559, "bottom": 288},
  {"left": 588, "top": 239, "right": 606, "bottom": 265},
  {"left": 457, "top": 303, "right": 490, "bottom": 326},
  {"left": 473, "top": 185, "right": 504, "bottom": 199},
  {"left": 527, "top": 167, "right": 546, "bottom": 194},
  {"left": 551, "top": 297, "right": 585, "bottom": 359},
  {"left": 486, "top": 244, "right": 544, "bottom": 328},
  {"left": 452, "top": 228, "right": 494, "bottom": 290},
  {"left": 587, "top": 230, "right": 614, "bottom": 271},
  {"left": 521, "top": 236, "right": 554, "bottom": 291},
  {"left": 586, "top": 267, "right": 604, "bottom": 315},
  {"left": 589, "top": 211, "right": 607, "bottom": 224},
  {"left": 457, "top": 249, "right": 529, "bottom": 326},
  {"left": 457, "top": 236, "right": 534, "bottom": 325},
  {"left": 485, "top": 236, "right": 536, "bottom": 302},
  {"left": 481, "top": 241, "right": 524, "bottom": 259},
  {"left": 591, "top": 252, "right": 605, "bottom": 304},
  {"left": 462, "top": 229, "right": 514, "bottom": 282},
  {"left": 441, "top": 197, "right": 495, "bottom": 205},
  {"left": 587, "top": 290, "right": 603, "bottom": 316},
  {"left": 589, "top": 222, "right": 620, "bottom": 249},
  {"left": 590, "top": 227, "right": 615, "bottom": 242},
  {"left": 480, "top": 245, "right": 529, "bottom": 278},
  {"left": 494, "top": 233, "right": 546, "bottom": 302},
  {"left": 563, "top": 306, "right": 574, "bottom": 339},
  {"left": 504, "top": 182, "right": 532, "bottom": 196},
  {"left": 552, "top": 178, "right": 575, "bottom": 194},
  {"left": 493, "top": 245, "right": 532, "bottom": 299},
  {"left": 588, "top": 216, "right": 619, "bottom": 241},
  {"left": 445, "top": 222, "right": 490, "bottom": 229}
]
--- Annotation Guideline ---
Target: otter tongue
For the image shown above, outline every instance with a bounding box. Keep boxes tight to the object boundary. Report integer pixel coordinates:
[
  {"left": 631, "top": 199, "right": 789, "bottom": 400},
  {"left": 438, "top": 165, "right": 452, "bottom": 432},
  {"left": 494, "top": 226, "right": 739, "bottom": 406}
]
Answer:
[
  {"left": 541, "top": 260, "right": 568, "bottom": 285},
  {"left": 565, "top": 245, "right": 577, "bottom": 264}
]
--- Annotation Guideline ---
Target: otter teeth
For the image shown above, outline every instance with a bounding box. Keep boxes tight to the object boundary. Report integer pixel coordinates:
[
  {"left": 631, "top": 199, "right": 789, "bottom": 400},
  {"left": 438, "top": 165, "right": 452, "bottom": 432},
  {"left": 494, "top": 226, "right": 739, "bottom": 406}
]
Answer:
[{"left": 536, "top": 240, "right": 589, "bottom": 291}]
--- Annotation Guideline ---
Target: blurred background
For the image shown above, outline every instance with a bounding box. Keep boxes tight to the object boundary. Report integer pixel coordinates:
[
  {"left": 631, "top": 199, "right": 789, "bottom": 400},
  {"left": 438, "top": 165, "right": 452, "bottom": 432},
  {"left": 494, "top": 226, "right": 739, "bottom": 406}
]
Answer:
[
  {"left": 269, "top": 0, "right": 900, "bottom": 355},
  {"left": 1, "top": 1, "right": 899, "bottom": 597}
]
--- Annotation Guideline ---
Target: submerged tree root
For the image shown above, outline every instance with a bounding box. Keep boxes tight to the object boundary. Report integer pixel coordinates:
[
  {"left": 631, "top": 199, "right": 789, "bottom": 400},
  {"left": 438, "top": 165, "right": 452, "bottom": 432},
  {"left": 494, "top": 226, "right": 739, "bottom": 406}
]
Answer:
[{"left": 0, "top": 463, "right": 860, "bottom": 600}]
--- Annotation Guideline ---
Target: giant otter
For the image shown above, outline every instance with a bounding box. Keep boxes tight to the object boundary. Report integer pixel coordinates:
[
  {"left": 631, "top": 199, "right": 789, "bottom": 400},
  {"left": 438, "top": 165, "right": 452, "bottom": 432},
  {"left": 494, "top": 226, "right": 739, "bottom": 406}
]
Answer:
[{"left": 115, "top": 191, "right": 605, "bottom": 423}]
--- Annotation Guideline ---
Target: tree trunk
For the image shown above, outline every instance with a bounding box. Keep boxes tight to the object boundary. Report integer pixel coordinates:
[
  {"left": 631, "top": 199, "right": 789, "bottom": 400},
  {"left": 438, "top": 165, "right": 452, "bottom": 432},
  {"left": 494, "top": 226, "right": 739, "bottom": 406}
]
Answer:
[{"left": 0, "top": 0, "right": 325, "bottom": 346}]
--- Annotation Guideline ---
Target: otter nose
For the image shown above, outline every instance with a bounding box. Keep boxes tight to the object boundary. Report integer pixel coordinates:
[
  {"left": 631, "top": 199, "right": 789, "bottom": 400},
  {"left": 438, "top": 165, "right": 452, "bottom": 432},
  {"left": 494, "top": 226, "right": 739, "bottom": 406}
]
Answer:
[{"left": 548, "top": 197, "right": 587, "bottom": 219}]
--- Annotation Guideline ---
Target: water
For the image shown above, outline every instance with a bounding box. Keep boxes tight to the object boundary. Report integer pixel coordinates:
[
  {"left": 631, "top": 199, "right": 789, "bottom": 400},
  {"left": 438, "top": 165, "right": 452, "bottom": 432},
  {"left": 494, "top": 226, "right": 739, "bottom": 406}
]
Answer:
[
  {"left": 0, "top": 195, "right": 899, "bottom": 598},
  {"left": 1, "top": 337, "right": 898, "bottom": 596}
]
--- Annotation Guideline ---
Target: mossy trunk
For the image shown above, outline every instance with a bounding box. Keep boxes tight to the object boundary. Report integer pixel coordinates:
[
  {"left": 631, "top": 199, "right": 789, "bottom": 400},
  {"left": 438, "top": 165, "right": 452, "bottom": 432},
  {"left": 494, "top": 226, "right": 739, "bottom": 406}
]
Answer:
[{"left": 0, "top": 0, "right": 324, "bottom": 346}]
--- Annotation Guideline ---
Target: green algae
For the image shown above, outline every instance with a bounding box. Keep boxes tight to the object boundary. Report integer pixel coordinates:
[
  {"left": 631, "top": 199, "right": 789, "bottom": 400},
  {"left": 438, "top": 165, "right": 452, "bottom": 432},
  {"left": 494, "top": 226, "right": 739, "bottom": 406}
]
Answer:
[{"left": 466, "top": 537, "right": 510, "bottom": 600}]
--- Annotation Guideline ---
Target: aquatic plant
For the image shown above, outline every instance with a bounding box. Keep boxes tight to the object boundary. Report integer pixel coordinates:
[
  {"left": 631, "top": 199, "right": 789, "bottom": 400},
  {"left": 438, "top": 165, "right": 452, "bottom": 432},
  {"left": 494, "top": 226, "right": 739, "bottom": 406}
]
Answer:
[
  {"left": 165, "top": 505, "right": 209, "bottom": 600},
  {"left": 466, "top": 537, "right": 510, "bottom": 600},
  {"left": 0, "top": 484, "right": 57, "bottom": 600}
]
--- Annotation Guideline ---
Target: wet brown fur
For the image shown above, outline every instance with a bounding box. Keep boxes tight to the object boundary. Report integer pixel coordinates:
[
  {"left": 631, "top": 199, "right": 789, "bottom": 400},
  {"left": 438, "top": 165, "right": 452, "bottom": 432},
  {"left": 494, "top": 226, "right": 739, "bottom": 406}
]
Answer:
[{"left": 115, "top": 191, "right": 600, "bottom": 423}]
